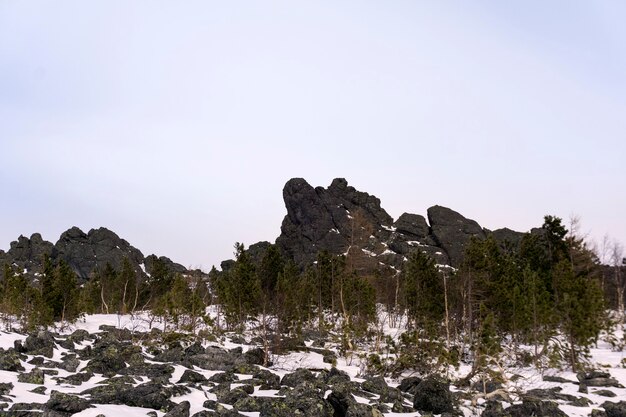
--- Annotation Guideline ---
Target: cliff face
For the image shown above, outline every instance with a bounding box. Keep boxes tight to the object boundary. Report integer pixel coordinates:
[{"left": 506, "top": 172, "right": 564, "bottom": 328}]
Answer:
[
  {"left": 0, "top": 227, "right": 187, "bottom": 280},
  {"left": 274, "top": 178, "right": 522, "bottom": 270}
]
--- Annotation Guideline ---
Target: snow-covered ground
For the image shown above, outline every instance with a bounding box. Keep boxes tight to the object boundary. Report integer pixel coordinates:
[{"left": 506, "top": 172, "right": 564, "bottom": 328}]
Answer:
[{"left": 0, "top": 312, "right": 624, "bottom": 416}]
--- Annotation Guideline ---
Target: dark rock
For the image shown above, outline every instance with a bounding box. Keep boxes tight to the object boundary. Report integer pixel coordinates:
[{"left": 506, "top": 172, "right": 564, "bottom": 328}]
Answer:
[
  {"left": 327, "top": 383, "right": 384, "bottom": 417},
  {"left": 18, "top": 368, "right": 45, "bottom": 385},
  {"left": 602, "top": 400, "right": 626, "bottom": 417},
  {"left": 276, "top": 178, "right": 393, "bottom": 268},
  {"left": 54, "top": 227, "right": 145, "bottom": 280},
  {"left": 543, "top": 375, "right": 576, "bottom": 384},
  {"left": 218, "top": 388, "right": 249, "bottom": 405},
  {"left": 188, "top": 346, "right": 246, "bottom": 371},
  {"left": 0, "top": 233, "right": 54, "bottom": 276},
  {"left": 577, "top": 371, "right": 623, "bottom": 388},
  {"left": 29, "top": 387, "right": 46, "bottom": 395},
  {"left": 203, "top": 399, "right": 218, "bottom": 410},
  {"left": 56, "top": 372, "right": 94, "bottom": 386},
  {"left": 178, "top": 370, "right": 208, "bottom": 384},
  {"left": 398, "top": 376, "right": 421, "bottom": 394},
  {"left": 427, "top": 205, "right": 486, "bottom": 266},
  {"left": 595, "top": 390, "right": 617, "bottom": 397},
  {"left": 0, "top": 349, "right": 25, "bottom": 372},
  {"left": 164, "top": 401, "right": 190, "bottom": 417},
  {"left": 490, "top": 227, "right": 524, "bottom": 248},
  {"left": 254, "top": 369, "right": 281, "bottom": 390},
  {"left": 121, "top": 362, "right": 174, "bottom": 381},
  {"left": 44, "top": 390, "right": 92, "bottom": 415},
  {"left": 412, "top": 377, "right": 456, "bottom": 415},
  {"left": 233, "top": 396, "right": 260, "bottom": 412},
  {"left": 393, "top": 213, "right": 429, "bottom": 238},
  {"left": 0, "top": 383, "right": 13, "bottom": 397},
  {"left": 27, "top": 357, "right": 44, "bottom": 366},
  {"left": 361, "top": 376, "right": 388, "bottom": 396},
  {"left": 320, "top": 367, "right": 351, "bottom": 385},
  {"left": 209, "top": 372, "right": 235, "bottom": 384},
  {"left": 68, "top": 329, "right": 91, "bottom": 344},
  {"left": 23, "top": 332, "right": 56, "bottom": 358},
  {"left": 244, "top": 348, "right": 266, "bottom": 366},
  {"left": 191, "top": 412, "right": 215, "bottom": 417},
  {"left": 260, "top": 382, "right": 334, "bottom": 417},
  {"left": 58, "top": 355, "right": 80, "bottom": 373},
  {"left": 82, "top": 381, "right": 189, "bottom": 411},
  {"left": 496, "top": 400, "right": 568, "bottom": 417},
  {"left": 281, "top": 368, "right": 317, "bottom": 388}
]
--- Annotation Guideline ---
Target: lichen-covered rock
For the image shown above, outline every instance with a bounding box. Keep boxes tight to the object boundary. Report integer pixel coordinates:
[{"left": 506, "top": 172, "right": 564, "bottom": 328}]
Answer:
[
  {"left": 412, "top": 376, "right": 456, "bottom": 415},
  {"left": 280, "top": 368, "right": 317, "bottom": 388},
  {"left": 18, "top": 368, "right": 45, "bottom": 385},
  {"left": 0, "top": 348, "right": 25, "bottom": 372},
  {"left": 22, "top": 331, "right": 56, "bottom": 358},
  {"left": 178, "top": 369, "right": 208, "bottom": 384},
  {"left": 578, "top": 371, "right": 624, "bottom": 388},
  {"left": 602, "top": 400, "right": 626, "bottom": 417},
  {"left": 164, "top": 401, "right": 190, "bottom": 417},
  {"left": 261, "top": 382, "right": 333, "bottom": 417},
  {"left": 45, "top": 390, "right": 92, "bottom": 415}
]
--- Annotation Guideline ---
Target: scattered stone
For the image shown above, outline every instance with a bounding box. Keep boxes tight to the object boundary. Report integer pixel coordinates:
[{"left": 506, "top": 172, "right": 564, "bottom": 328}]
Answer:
[
  {"left": 412, "top": 377, "right": 456, "bottom": 415},
  {"left": 178, "top": 369, "right": 208, "bottom": 384},
  {"left": 244, "top": 348, "right": 266, "bottom": 366},
  {"left": 56, "top": 372, "right": 94, "bottom": 386},
  {"left": 18, "top": 368, "right": 45, "bottom": 385},
  {"left": 362, "top": 376, "right": 388, "bottom": 396},
  {"left": 0, "top": 348, "right": 25, "bottom": 372},
  {"left": 506, "top": 399, "right": 568, "bottom": 417},
  {"left": 543, "top": 375, "right": 575, "bottom": 384},
  {"left": 398, "top": 376, "right": 421, "bottom": 394},
  {"left": 23, "top": 331, "right": 56, "bottom": 358},
  {"left": 45, "top": 390, "right": 92, "bottom": 415},
  {"left": 601, "top": 400, "right": 626, "bottom": 417},
  {"left": 30, "top": 387, "right": 47, "bottom": 395},
  {"left": 0, "top": 383, "right": 13, "bottom": 396},
  {"left": 164, "top": 401, "right": 190, "bottom": 417},
  {"left": 281, "top": 369, "right": 317, "bottom": 388},
  {"left": 594, "top": 390, "right": 617, "bottom": 398},
  {"left": 578, "top": 371, "right": 624, "bottom": 388}
]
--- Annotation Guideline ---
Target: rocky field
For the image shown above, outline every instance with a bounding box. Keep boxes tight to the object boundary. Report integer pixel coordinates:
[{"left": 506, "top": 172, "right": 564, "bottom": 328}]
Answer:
[{"left": 0, "top": 314, "right": 625, "bottom": 417}]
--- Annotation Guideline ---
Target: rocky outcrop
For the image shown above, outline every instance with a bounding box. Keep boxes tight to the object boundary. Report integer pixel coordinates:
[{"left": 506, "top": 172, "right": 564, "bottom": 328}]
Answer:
[
  {"left": 1, "top": 227, "right": 189, "bottom": 281},
  {"left": 427, "top": 205, "right": 486, "bottom": 266},
  {"left": 0, "top": 233, "right": 54, "bottom": 276},
  {"left": 272, "top": 178, "right": 522, "bottom": 270}
]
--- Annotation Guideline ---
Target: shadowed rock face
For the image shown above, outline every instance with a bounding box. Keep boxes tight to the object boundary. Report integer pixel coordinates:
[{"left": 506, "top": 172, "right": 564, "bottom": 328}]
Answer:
[
  {"left": 273, "top": 178, "right": 523, "bottom": 270},
  {"left": 0, "top": 227, "right": 187, "bottom": 281},
  {"left": 427, "top": 205, "right": 486, "bottom": 267}
]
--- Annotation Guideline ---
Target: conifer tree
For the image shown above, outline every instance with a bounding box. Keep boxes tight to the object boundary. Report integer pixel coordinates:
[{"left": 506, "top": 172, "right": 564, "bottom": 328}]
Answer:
[{"left": 401, "top": 249, "right": 444, "bottom": 332}]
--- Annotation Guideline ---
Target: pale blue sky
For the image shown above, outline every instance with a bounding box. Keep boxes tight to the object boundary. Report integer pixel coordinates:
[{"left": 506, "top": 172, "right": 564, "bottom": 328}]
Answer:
[{"left": 1, "top": 1, "right": 625, "bottom": 269}]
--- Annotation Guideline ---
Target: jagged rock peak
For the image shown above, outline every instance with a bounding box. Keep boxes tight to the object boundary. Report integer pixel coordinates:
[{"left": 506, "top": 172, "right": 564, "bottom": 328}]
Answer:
[
  {"left": 272, "top": 178, "right": 526, "bottom": 271},
  {"left": 1, "top": 226, "right": 190, "bottom": 282},
  {"left": 278, "top": 178, "right": 395, "bottom": 266}
]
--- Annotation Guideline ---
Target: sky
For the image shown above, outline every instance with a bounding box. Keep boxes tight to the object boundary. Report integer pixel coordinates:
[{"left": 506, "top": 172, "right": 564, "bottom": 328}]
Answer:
[{"left": 1, "top": 1, "right": 625, "bottom": 270}]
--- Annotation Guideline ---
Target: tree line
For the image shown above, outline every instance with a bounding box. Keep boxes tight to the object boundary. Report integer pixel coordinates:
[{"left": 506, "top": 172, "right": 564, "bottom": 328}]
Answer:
[
  {"left": 0, "top": 255, "right": 210, "bottom": 332},
  {"left": 1, "top": 215, "right": 623, "bottom": 373}
]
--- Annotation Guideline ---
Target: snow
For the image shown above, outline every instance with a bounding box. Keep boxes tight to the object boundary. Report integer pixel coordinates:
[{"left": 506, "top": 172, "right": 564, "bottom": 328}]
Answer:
[
  {"left": 1, "top": 313, "right": 625, "bottom": 417},
  {"left": 0, "top": 331, "right": 26, "bottom": 349}
]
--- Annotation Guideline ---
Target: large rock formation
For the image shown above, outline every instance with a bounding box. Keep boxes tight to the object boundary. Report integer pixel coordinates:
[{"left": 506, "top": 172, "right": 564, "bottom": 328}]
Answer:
[
  {"left": 273, "top": 178, "right": 524, "bottom": 271},
  {"left": 0, "top": 227, "right": 188, "bottom": 281}
]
